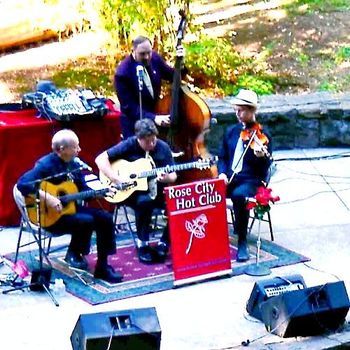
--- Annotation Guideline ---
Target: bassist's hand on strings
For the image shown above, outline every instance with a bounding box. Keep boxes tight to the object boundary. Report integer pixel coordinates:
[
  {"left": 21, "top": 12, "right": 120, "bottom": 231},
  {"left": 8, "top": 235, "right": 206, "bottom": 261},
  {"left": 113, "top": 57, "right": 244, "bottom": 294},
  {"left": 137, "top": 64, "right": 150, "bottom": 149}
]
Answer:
[{"left": 155, "top": 114, "right": 170, "bottom": 127}]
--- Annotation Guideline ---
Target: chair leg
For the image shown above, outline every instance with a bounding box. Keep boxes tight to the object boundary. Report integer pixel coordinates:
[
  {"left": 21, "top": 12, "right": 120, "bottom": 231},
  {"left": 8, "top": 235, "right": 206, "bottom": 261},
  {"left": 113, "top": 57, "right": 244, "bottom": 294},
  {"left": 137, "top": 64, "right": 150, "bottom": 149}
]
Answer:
[
  {"left": 15, "top": 221, "right": 25, "bottom": 263},
  {"left": 122, "top": 206, "right": 138, "bottom": 247},
  {"left": 230, "top": 209, "right": 235, "bottom": 227},
  {"left": 267, "top": 211, "right": 274, "bottom": 241},
  {"left": 248, "top": 215, "right": 256, "bottom": 235}
]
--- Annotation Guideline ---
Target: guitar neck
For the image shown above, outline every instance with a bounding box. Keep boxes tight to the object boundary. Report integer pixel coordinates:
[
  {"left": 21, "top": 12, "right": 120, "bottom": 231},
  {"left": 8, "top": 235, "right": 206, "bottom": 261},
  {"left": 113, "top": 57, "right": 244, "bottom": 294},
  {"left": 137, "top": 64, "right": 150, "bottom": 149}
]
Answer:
[
  {"left": 59, "top": 188, "right": 107, "bottom": 204},
  {"left": 139, "top": 161, "right": 199, "bottom": 179}
]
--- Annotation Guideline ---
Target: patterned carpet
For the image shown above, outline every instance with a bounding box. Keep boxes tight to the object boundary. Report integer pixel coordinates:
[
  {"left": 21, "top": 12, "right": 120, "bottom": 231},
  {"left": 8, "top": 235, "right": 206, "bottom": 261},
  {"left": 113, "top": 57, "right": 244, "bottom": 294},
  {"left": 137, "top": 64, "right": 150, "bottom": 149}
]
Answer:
[{"left": 9, "top": 234, "right": 310, "bottom": 305}]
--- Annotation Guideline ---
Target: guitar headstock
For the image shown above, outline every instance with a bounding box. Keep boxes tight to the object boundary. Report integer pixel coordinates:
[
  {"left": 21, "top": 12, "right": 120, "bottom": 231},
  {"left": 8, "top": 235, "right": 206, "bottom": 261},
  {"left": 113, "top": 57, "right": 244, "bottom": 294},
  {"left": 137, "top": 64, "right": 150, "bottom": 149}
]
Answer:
[{"left": 195, "top": 156, "right": 218, "bottom": 169}]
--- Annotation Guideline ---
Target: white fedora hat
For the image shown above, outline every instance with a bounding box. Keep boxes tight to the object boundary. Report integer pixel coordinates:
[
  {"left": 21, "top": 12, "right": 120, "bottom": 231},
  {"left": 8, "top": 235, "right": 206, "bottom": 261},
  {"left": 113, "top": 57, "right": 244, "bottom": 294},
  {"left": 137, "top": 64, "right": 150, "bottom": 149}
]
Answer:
[{"left": 231, "top": 89, "right": 258, "bottom": 108}]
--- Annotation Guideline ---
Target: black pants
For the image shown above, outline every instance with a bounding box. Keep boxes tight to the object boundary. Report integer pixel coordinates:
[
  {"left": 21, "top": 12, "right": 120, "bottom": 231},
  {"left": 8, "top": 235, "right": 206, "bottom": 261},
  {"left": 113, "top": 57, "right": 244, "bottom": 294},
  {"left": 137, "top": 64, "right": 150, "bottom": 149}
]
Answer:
[
  {"left": 48, "top": 206, "right": 116, "bottom": 259},
  {"left": 123, "top": 187, "right": 168, "bottom": 244},
  {"left": 227, "top": 180, "right": 261, "bottom": 242}
]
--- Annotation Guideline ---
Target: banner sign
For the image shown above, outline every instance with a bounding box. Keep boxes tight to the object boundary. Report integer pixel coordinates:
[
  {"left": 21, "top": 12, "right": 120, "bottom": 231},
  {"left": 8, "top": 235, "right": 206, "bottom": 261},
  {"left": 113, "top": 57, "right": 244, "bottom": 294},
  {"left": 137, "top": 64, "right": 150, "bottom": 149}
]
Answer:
[{"left": 165, "top": 178, "right": 231, "bottom": 285}]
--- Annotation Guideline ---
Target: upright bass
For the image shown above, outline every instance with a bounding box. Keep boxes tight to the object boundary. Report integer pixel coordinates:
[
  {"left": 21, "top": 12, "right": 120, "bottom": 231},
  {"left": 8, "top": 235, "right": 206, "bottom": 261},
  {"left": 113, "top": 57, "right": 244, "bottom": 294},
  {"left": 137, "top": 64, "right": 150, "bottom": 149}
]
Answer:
[{"left": 155, "top": 10, "right": 217, "bottom": 184}]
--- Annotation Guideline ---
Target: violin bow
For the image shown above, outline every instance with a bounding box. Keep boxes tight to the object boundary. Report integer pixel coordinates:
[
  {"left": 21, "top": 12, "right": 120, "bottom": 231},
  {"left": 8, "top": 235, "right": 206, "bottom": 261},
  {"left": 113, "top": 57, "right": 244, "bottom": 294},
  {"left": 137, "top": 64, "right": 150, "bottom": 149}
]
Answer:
[{"left": 228, "top": 129, "right": 257, "bottom": 184}]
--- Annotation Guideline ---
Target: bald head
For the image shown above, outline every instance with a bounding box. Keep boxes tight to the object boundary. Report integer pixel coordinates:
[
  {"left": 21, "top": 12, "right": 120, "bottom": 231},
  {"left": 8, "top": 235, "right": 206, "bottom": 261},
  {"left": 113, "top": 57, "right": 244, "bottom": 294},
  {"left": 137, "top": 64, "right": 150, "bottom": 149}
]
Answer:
[{"left": 52, "top": 129, "right": 79, "bottom": 152}]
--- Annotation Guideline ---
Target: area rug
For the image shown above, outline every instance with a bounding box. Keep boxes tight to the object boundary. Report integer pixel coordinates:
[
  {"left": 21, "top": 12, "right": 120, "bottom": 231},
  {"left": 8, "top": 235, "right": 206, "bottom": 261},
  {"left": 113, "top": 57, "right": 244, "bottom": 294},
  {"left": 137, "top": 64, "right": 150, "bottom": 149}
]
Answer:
[{"left": 8, "top": 233, "right": 310, "bottom": 305}]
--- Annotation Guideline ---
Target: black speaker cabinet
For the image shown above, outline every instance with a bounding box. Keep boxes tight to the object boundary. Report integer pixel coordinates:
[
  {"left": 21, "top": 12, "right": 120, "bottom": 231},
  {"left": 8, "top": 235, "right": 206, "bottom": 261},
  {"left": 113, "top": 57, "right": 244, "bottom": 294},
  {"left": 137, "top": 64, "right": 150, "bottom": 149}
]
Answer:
[
  {"left": 260, "top": 281, "right": 350, "bottom": 338},
  {"left": 246, "top": 274, "right": 306, "bottom": 321},
  {"left": 70, "top": 307, "right": 161, "bottom": 350}
]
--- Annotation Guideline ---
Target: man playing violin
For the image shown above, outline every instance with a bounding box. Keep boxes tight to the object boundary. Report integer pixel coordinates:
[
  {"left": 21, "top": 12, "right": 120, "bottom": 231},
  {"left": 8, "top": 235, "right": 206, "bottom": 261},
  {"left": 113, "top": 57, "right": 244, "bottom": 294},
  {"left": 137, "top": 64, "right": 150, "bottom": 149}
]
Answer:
[
  {"left": 114, "top": 35, "right": 185, "bottom": 139},
  {"left": 218, "top": 89, "right": 272, "bottom": 262},
  {"left": 95, "top": 119, "right": 177, "bottom": 264}
]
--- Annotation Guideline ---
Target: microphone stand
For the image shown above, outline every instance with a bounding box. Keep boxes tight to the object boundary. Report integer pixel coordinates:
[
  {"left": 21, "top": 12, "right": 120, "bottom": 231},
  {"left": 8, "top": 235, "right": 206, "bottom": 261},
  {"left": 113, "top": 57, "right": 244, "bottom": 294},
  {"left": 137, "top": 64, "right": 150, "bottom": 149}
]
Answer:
[
  {"left": 137, "top": 65, "right": 143, "bottom": 120},
  {"left": 2, "top": 166, "right": 85, "bottom": 306},
  {"left": 138, "top": 82, "right": 143, "bottom": 120}
]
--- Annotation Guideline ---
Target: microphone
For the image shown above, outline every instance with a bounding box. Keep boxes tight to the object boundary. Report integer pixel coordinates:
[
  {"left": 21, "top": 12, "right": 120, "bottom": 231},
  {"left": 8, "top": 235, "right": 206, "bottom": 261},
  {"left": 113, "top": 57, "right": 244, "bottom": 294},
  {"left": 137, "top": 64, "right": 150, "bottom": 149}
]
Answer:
[
  {"left": 136, "top": 65, "right": 144, "bottom": 91},
  {"left": 74, "top": 157, "right": 92, "bottom": 171}
]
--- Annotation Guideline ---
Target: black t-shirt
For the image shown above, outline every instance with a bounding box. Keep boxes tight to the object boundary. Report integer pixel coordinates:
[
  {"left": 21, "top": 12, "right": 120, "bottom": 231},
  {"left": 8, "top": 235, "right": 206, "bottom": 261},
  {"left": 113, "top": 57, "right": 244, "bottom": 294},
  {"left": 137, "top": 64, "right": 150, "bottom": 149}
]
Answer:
[{"left": 107, "top": 136, "right": 175, "bottom": 168}]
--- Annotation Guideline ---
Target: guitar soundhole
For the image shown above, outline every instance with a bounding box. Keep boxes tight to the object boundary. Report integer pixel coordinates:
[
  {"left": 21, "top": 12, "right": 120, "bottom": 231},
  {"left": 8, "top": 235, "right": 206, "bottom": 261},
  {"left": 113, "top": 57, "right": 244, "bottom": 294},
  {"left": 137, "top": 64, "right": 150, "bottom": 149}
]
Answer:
[{"left": 58, "top": 191, "right": 68, "bottom": 207}]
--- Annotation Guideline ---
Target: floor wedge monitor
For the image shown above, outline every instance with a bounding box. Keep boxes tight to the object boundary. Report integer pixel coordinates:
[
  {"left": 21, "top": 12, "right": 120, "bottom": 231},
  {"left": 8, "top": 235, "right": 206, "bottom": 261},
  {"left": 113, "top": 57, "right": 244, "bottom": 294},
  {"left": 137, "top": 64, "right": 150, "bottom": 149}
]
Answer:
[
  {"left": 260, "top": 281, "right": 350, "bottom": 338},
  {"left": 246, "top": 274, "right": 306, "bottom": 321},
  {"left": 70, "top": 307, "right": 161, "bottom": 350}
]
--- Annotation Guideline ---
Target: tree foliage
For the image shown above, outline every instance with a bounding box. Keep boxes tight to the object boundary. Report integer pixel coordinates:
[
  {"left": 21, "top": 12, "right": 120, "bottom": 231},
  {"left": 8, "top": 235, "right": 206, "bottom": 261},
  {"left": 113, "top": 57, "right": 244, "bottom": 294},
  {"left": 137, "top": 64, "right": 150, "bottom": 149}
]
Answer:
[{"left": 96, "top": 0, "right": 189, "bottom": 56}]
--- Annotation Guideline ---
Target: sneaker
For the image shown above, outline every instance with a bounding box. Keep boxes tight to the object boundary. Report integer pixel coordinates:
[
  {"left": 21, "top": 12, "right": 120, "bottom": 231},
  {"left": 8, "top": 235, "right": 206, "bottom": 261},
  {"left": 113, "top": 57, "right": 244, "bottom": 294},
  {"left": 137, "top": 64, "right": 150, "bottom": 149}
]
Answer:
[
  {"left": 94, "top": 265, "right": 123, "bottom": 284},
  {"left": 64, "top": 251, "right": 88, "bottom": 270}
]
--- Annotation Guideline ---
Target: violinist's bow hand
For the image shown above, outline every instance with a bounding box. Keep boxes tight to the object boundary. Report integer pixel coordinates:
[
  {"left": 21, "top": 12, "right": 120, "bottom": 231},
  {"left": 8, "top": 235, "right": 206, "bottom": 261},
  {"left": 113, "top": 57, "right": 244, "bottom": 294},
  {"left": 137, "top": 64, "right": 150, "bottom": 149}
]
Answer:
[{"left": 218, "top": 173, "right": 228, "bottom": 185}]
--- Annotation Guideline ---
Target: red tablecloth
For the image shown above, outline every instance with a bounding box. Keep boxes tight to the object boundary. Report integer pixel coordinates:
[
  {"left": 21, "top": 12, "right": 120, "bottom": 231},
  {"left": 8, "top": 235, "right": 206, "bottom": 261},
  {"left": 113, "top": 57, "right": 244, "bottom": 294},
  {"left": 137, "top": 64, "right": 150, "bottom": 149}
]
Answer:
[{"left": 0, "top": 103, "right": 121, "bottom": 226}]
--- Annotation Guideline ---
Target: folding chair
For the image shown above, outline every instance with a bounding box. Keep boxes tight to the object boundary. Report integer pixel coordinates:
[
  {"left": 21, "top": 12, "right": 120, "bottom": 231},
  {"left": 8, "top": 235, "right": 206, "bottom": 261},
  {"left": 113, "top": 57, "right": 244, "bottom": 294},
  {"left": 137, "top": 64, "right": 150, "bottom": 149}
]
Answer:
[
  {"left": 13, "top": 185, "right": 67, "bottom": 264},
  {"left": 113, "top": 204, "right": 166, "bottom": 246}
]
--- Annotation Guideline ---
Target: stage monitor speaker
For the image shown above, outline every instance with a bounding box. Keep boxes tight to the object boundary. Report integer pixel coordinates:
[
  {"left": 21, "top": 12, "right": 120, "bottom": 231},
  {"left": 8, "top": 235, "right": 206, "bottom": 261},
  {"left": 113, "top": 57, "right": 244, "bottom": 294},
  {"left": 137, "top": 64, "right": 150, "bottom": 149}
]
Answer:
[
  {"left": 260, "top": 280, "right": 350, "bottom": 338},
  {"left": 70, "top": 307, "right": 161, "bottom": 350},
  {"left": 246, "top": 274, "right": 306, "bottom": 321}
]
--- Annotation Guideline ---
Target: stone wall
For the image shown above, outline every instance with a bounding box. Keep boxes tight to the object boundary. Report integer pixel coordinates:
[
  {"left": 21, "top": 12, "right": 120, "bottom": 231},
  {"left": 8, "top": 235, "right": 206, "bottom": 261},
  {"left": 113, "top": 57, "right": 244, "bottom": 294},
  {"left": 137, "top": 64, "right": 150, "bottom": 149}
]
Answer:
[{"left": 205, "top": 92, "right": 350, "bottom": 154}]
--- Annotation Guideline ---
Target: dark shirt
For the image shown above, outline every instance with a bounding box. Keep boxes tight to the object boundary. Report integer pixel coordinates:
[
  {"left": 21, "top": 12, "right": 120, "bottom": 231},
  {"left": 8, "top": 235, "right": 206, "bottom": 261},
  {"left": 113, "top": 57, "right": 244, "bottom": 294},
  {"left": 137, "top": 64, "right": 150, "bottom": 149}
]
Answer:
[
  {"left": 217, "top": 124, "right": 272, "bottom": 183},
  {"left": 114, "top": 52, "right": 174, "bottom": 138},
  {"left": 106, "top": 136, "right": 174, "bottom": 168},
  {"left": 17, "top": 153, "right": 88, "bottom": 196}
]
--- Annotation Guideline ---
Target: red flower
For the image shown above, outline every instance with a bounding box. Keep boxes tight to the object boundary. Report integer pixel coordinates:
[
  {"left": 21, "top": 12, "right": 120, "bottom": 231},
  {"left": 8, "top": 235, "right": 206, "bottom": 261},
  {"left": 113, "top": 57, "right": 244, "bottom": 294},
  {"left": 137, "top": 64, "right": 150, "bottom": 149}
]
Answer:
[{"left": 246, "top": 186, "right": 280, "bottom": 220}]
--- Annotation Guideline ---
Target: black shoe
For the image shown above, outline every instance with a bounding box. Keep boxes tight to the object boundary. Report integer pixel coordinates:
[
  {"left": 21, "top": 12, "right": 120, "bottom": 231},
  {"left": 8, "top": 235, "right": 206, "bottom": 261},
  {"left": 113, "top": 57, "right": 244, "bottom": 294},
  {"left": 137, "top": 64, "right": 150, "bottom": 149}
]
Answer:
[
  {"left": 138, "top": 246, "right": 154, "bottom": 264},
  {"left": 236, "top": 241, "right": 250, "bottom": 262},
  {"left": 64, "top": 251, "right": 88, "bottom": 270},
  {"left": 154, "top": 243, "right": 168, "bottom": 261},
  {"left": 94, "top": 265, "right": 123, "bottom": 284}
]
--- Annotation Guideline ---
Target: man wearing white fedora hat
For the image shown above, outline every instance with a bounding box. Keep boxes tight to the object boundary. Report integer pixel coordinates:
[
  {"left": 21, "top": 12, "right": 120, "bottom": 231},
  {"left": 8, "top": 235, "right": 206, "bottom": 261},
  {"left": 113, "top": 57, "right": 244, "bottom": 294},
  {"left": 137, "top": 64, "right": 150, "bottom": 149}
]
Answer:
[{"left": 217, "top": 89, "right": 272, "bottom": 262}]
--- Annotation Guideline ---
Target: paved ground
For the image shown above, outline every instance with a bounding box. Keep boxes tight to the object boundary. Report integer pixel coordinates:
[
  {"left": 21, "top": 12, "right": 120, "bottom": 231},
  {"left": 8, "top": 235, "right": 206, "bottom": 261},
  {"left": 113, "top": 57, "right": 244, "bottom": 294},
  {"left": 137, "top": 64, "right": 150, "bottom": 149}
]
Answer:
[{"left": 0, "top": 148, "right": 350, "bottom": 350}]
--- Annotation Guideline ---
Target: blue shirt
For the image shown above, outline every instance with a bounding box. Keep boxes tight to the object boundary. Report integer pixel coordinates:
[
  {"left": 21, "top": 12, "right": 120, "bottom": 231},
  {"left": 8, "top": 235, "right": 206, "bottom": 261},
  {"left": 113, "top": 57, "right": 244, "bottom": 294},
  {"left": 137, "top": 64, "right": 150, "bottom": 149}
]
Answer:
[{"left": 17, "top": 153, "right": 87, "bottom": 196}]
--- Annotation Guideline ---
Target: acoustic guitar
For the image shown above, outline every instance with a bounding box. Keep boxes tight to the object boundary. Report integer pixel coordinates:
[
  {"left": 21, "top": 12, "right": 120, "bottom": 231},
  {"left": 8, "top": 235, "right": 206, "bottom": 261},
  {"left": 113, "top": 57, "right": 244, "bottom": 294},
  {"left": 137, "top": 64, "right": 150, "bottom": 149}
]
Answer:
[
  {"left": 25, "top": 180, "right": 129, "bottom": 227},
  {"left": 99, "top": 157, "right": 217, "bottom": 203}
]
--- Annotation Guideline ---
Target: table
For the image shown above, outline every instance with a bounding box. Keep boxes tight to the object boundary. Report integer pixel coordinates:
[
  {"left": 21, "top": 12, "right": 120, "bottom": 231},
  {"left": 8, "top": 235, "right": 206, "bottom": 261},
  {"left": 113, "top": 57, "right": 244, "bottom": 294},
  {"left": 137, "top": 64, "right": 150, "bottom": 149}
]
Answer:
[{"left": 0, "top": 102, "right": 121, "bottom": 226}]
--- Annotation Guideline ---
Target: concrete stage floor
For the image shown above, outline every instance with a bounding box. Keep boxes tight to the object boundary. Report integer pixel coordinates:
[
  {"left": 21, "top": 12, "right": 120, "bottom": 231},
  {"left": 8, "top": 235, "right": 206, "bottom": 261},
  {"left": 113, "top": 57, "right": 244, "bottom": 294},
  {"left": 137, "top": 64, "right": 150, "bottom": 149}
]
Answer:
[{"left": 1, "top": 148, "right": 350, "bottom": 350}]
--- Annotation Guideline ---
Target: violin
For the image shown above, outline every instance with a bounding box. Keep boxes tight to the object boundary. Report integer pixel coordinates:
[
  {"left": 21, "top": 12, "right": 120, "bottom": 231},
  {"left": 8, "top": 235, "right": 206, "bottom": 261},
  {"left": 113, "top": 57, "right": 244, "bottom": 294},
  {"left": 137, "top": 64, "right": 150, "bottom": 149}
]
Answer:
[{"left": 240, "top": 122, "right": 271, "bottom": 159}]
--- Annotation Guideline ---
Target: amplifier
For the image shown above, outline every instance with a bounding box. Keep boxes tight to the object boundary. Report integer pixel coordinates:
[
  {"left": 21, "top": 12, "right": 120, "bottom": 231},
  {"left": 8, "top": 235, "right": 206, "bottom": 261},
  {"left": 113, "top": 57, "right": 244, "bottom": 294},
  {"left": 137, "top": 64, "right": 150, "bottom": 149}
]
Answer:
[{"left": 246, "top": 274, "right": 306, "bottom": 321}]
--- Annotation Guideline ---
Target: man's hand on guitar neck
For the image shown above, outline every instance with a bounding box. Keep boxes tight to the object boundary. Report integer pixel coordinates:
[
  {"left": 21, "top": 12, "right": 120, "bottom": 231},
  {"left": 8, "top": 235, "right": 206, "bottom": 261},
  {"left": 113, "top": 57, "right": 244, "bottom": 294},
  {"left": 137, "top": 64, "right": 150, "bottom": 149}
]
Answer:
[
  {"left": 39, "top": 190, "right": 62, "bottom": 212},
  {"left": 156, "top": 170, "right": 177, "bottom": 184}
]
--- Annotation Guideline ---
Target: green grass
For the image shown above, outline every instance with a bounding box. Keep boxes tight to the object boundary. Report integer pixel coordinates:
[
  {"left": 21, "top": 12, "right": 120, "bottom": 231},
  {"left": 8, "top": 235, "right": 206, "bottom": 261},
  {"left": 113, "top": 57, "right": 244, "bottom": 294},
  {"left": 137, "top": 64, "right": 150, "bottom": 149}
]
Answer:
[
  {"left": 335, "top": 46, "right": 350, "bottom": 64},
  {"left": 50, "top": 57, "right": 115, "bottom": 97},
  {"left": 283, "top": 0, "right": 350, "bottom": 14}
]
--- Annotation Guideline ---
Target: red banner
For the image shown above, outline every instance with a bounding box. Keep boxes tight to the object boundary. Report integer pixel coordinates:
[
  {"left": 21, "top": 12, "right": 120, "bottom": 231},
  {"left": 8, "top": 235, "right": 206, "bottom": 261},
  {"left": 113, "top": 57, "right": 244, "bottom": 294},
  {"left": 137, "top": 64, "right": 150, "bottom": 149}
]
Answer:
[{"left": 165, "top": 178, "right": 231, "bottom": 285}]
